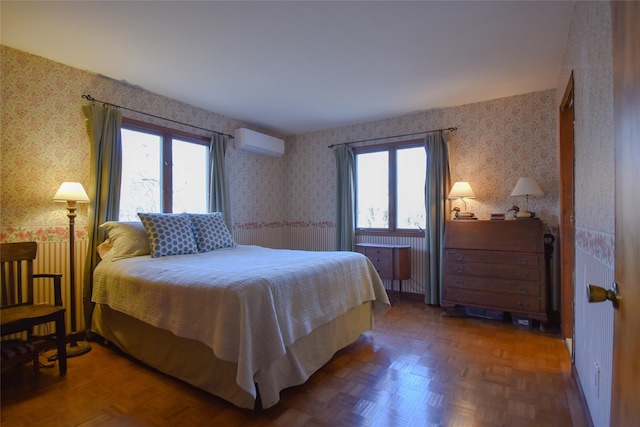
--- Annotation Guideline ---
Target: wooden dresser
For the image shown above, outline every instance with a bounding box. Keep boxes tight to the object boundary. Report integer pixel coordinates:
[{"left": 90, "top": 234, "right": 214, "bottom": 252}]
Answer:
[
  {"left": 356, "top": 243, "right": 411, "bottom": 293},
  {"left": 442, "top": 220, "right": 547, "bottom": 322}
]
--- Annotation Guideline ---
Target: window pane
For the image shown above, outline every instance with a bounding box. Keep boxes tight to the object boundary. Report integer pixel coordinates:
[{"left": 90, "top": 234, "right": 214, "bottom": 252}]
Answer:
[
  {"left": 397, "top": 147, "right": 426, "bottom": 229},
  {"left": 172, "top": 139, "right": 208, "bottom": 213},
  {"left": 356, "top": 151, "right": 389, "bottom": 228},
  {"left": 119, "top": 129, "right": 161, "bottom": 220}
]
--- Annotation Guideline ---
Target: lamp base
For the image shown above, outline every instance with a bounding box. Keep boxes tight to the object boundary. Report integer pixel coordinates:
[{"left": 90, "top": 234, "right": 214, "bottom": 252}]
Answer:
[
  {"left": 516, "top": 210, "right": 535, "bottom": 218},
  {"left": 66, "top": 340, "right": 92, "bottom": 357},
  {"left": 49, "top": 340, "right": 92, "bottom": 361},
  {"left": 456, "top": 211, "right": 475, "bottom": 218},
  {"left": 455, "top": 212, "right": 476, "bottom": 221},
  {"left": 67, "top": 341, "right": 91, "bottom": 358}
]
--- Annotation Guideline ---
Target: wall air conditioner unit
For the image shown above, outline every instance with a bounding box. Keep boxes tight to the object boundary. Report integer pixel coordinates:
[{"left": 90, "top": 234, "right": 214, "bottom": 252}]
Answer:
[{"left": 233, "top": 128, "right": 284, "bottom": 157}]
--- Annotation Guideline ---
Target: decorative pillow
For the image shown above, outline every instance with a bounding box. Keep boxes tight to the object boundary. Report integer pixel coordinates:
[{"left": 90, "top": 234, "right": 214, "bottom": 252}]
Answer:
[
  {"left": 137, "top": 213, "right": 198, "bottom": 258},
  {"left": 99, "top": 221, "right": 151, "bottom": 260},
  {"left": 96, "top": 239, "right": 114, "bottom": 259},
  {"left": 187, "top": 212, "right": 236, "bottom": 252}
]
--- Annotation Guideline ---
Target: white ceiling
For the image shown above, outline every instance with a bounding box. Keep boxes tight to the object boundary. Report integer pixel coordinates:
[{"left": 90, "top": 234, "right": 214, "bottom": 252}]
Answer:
[{"left": 1, "top": 1, "right": 574, "bottom": 136}]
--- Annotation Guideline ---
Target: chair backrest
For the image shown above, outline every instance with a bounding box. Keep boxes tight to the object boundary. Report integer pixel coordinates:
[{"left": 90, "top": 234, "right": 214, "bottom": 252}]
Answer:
[{"left": 1, "top": 242, "right": 37, "bottom": 308}]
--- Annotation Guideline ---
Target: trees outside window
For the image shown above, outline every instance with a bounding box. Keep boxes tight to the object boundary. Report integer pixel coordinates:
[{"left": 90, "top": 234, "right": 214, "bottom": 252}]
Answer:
[
  {"left": 355, "top": 141, "right": 426, "bottom": 236},
  {"left": 119, "top": 119, "right": 209, "bottom": 220}
]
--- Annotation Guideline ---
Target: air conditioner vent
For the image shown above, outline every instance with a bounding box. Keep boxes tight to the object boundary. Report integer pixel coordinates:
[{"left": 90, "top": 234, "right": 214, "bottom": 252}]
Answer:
[{"left": 233, "top": 128, "right": 284, "bottom": 157}]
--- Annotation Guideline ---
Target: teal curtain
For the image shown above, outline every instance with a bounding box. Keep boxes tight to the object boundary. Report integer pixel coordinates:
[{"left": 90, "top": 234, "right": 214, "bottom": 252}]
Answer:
[
  {"left": 424, "top": 131, "right": 451, "bottom": 305},
  {"left": 82, "top": 104, "right": 123, "bottom": 333},
  {"left": 209, "top": 134, "right": 233, "bottom": 233},
  {"left": 332, "top": 145, "right": 356, "bottom": 251}
]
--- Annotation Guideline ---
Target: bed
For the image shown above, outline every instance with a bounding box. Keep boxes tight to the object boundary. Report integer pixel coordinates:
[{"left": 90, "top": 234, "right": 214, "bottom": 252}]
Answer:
[{"left": 90, "top": 214, "right": 390, "bottom": 409}]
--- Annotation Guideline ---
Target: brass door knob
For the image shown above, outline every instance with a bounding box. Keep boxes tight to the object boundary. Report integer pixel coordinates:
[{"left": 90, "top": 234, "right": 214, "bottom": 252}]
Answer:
[{"left": 587, "top": 282, "right": 620, "bottom": 308}]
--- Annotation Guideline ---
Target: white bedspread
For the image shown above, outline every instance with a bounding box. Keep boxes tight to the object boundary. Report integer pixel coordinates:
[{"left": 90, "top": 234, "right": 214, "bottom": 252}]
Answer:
[{"left": 92, "top": 245, "right": 389, "bottom": 400}]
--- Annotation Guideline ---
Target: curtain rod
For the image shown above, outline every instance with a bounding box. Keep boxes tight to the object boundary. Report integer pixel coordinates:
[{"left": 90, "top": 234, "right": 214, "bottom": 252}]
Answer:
[
  {"left": 81, "top": 94, "right": 234, "bottom": 139},
  {"left": 327, "top": 127, "right": 457, "bottom": 148}
]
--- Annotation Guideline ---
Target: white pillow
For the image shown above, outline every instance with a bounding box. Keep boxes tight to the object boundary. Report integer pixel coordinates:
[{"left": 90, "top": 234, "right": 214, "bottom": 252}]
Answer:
[
  {"left": 96, "top": 239, "right": 114, "bottom": 259},
  {"left": 99, "top": 221, "right": 151, "bottom": 260}
]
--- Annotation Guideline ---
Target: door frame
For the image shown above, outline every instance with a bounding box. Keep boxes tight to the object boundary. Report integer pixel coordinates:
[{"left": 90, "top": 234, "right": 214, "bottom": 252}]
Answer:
[{"left": 559, "top": 72, "right": 576, "bottom": 346}]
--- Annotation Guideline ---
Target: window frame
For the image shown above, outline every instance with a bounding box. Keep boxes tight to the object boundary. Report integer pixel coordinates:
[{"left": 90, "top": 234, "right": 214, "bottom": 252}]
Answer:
[
  {"left": 354, "top": 139, "right": 425, "bottom": 238},
  {"left": 121, "top": 118, "right": 210, "bottom": 213}
]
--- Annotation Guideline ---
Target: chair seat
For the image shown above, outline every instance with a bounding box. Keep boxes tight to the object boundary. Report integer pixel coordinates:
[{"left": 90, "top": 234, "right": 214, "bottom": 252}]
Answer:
[{"left": 1, "top": 304, "right": 66, "bottom": 333}]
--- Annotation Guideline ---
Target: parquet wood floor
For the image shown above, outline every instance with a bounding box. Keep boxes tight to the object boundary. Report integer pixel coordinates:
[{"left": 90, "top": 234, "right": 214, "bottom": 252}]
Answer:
[{"left": 1, "top": 300, "right": 591, "bottom": 426}]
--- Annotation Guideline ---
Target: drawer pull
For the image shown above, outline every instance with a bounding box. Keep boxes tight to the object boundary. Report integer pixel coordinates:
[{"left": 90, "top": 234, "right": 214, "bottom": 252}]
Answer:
[
  {"left": 376, "top": 258, "right": 381, "bottom": 262},
  {"left": 456, "top": 280, "right": 465, "bottom": 286},
  {"left": 518, "top": 257, "right": 528, "bottom": 264},
  {"left": 519, "top": 272, "right": 529, "bottom": 278},
  {"left": 456, "top": 266, "right": 464, "bottom": 273},
  {"left": 519, "top": 286, "right": 529, "bottom": 293},
  {"left": 456, "top": 254, "right": 464, "bottom": 261},
  {"left": 517, "top": 301, "right": 530, "bottom": 307}
]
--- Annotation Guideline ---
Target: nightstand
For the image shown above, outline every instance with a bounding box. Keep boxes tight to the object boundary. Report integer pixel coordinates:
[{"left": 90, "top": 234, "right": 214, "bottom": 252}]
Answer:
[{"left": 356, "top": 243, "right": 411, "bottom": 294}]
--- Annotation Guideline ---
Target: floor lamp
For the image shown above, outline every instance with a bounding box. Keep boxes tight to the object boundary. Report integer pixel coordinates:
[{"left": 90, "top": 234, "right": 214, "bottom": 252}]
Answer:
[{"left": 53, "top": 182, "right": 92, "bottom": 357}]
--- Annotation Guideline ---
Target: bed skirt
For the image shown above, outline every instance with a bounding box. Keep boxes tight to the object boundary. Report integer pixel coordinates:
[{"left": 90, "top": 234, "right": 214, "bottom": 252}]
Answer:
[{"left": 91, "top": 301, "right": 374, "bottom": 409}]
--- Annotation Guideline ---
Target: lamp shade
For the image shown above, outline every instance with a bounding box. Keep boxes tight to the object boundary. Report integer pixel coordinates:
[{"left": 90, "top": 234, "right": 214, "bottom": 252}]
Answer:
[
  {"left": 448, "top": 182, "right": 476, "bottom": 199},
  {"left": 510, "top": 177, "right": 544, "bottom": 197},
  {"left": 53, "top": 182, "right": 90, "bottom": 203}
]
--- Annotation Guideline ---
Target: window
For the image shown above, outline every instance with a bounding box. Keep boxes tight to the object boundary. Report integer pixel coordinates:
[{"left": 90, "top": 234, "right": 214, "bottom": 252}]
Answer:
[
  {"left": 119, "top": 119, "right": 210, "bottom": 220},
  {"left": 355, "top": 141, "right": 426, "bottom": 234}
]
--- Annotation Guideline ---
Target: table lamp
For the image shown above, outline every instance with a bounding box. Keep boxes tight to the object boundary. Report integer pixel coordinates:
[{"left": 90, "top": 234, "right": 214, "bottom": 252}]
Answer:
[
  {"left": 448, "top": 181, "right": 476, "bottom": 218},
  {"left": 510, "top": 177, "right": 543, "bottom": 218}
]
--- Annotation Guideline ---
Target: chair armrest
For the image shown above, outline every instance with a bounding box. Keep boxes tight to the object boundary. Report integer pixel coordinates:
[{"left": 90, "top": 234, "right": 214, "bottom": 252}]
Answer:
[{"left": 33, "top": 273, "right": 63, "bottom": 306}]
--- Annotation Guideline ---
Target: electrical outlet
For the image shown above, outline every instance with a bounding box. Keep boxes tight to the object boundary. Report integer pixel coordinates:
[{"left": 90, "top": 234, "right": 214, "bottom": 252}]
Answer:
[{"left": 594, "top": 361, "right": 600, "bottom": 399}]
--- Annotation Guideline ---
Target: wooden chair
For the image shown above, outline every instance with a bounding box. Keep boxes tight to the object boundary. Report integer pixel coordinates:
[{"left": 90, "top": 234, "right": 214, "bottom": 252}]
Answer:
[{"left": 1, "top": 242, "right": 67, "bottom": 376}]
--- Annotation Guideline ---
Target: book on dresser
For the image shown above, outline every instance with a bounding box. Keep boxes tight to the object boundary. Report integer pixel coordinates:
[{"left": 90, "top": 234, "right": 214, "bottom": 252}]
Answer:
[{"left": 442, "top": 220, "right": 547, "bottom": 325}]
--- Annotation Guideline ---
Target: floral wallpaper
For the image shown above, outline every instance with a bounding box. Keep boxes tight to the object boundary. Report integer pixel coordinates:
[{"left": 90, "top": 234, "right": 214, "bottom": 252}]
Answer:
[
  {"left": 1, "top": 48, "right": 90, "bottom": 238},
  {"left": 225, "top": 149, "right": 286, "bottom": 225},
  {"left": 554, "top": 3, "right": 615, "bottom": 427},
  {"left": 0, "top": 45, "right": 285, "bottom": 244},
  {"left": 0, "top": 226, "right": 82, "bottom": 244},
  {"left": 555, "top": 1, "right": 615, "bottom": 268},
  {"left": 287, "top": 90, "right": 560, "bottom": 230},
  {"left": 2, "top": 45, "right": 563, "bottom": 247}
]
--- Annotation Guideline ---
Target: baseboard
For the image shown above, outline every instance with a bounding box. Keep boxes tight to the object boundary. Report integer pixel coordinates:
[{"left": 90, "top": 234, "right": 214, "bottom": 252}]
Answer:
[
  {"left": 564, "top": 337, "right": 574, "bottom": 360},
  {"left": 568, "top": 366, "right": 595, "bottom": 427}
]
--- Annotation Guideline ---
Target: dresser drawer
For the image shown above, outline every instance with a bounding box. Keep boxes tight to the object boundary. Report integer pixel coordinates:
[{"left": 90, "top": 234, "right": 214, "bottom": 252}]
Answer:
[
  {"left": 442, "top": 288, "right": 543, "bottom": 313},
  {"left": 443, "top": 276, "right": 541, "bottom": 296},
  {"left": 364, "top": 247, "right": 393, "bottom": 278},
  {"left": 356, "top": 244, "right": 411, "bottom": 283},
  {"left": 445, "top": 262, "right": 542, "bottom": 282},
  {"left": 444, "top": 220, "right": 543, "bottom": 252},
  {"left": 445, "top": 249, "right": 541, "bottom": 267}
]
